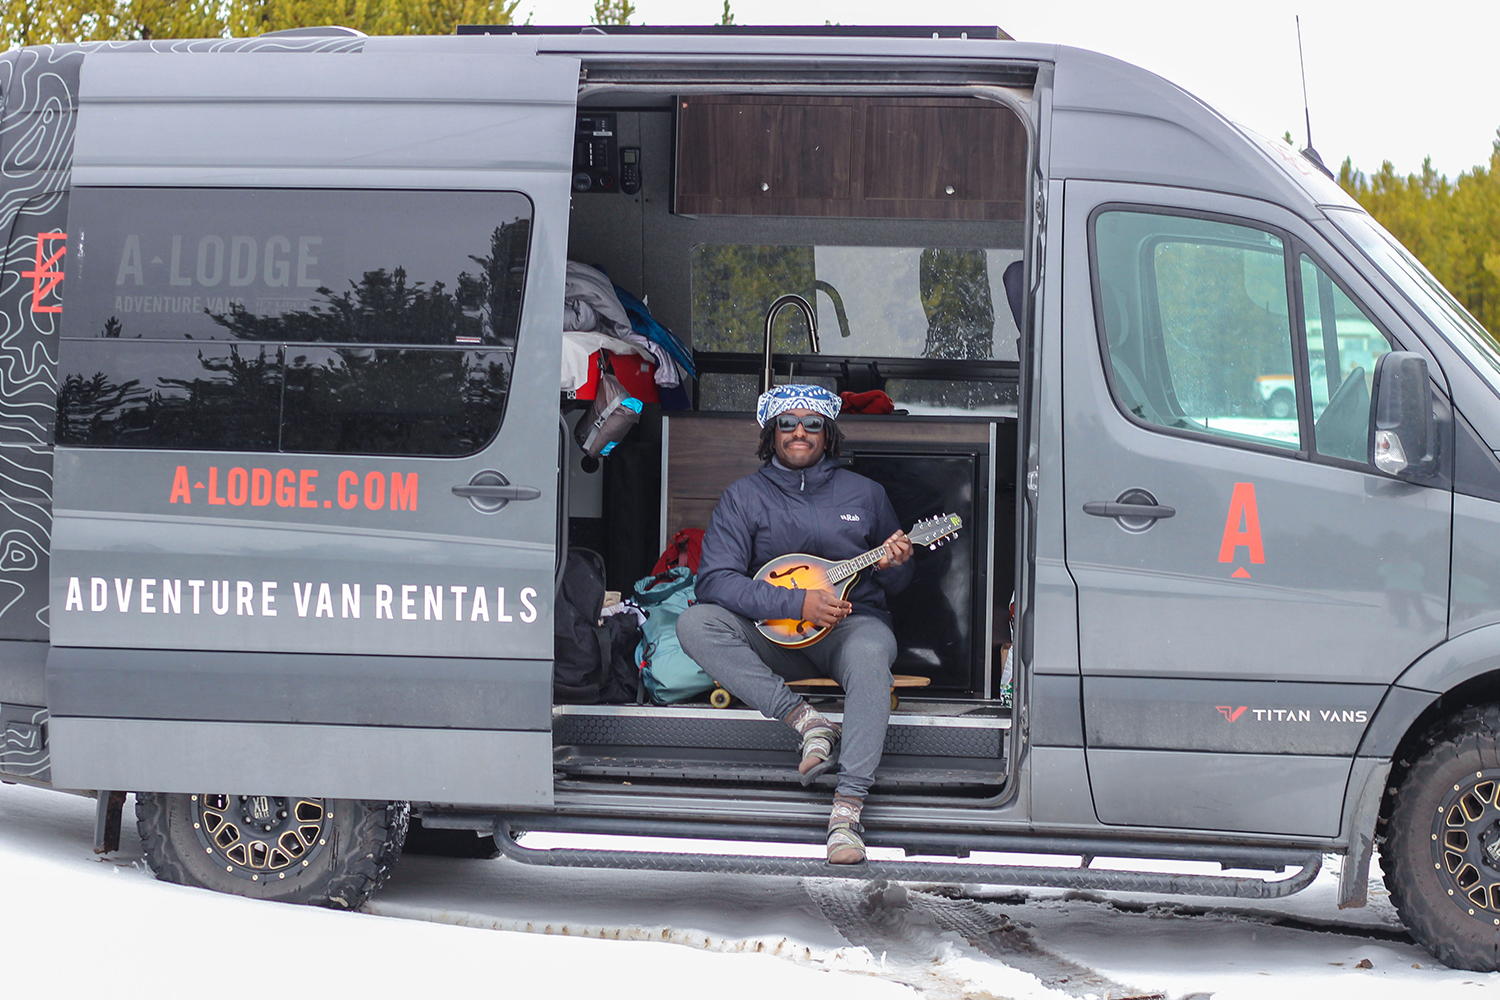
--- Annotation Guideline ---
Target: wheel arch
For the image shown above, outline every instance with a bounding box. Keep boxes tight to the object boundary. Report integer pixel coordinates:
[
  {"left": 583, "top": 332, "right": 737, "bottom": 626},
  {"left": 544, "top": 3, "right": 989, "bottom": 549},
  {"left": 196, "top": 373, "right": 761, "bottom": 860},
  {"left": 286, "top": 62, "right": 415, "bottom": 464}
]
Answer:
[
  {"left": 1363, "top": 624, "right": 1500, "bottom": 768},
  {"left": 1338, "top": 628, "right": 1500, "bottom": 908}
]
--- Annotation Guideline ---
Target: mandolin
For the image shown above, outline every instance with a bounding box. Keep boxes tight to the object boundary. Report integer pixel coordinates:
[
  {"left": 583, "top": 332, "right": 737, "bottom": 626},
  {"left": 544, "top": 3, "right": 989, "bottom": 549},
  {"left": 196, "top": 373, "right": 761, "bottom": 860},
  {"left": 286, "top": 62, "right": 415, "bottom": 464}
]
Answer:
[{"left": 754, "top": 513, "right": 964, "bottom": 648}]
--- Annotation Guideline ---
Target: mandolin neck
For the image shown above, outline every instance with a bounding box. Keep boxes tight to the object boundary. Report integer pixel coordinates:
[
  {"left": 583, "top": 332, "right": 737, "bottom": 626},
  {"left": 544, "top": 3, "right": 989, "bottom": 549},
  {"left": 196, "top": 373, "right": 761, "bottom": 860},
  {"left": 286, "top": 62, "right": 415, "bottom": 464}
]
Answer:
[{"left": 827, "top": 545, "right": 889, "bottom": 585}]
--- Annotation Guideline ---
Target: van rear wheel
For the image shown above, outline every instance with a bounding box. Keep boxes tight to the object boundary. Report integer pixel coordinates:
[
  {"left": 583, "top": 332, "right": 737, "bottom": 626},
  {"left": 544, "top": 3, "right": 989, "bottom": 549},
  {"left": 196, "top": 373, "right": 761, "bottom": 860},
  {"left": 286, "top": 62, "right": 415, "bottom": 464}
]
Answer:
[
  {"left": 1383, "top": 704, "right": 1500, "bottom": 971},
  {"left": 136, "top": 792, "right": 408, "bottom": 908}
]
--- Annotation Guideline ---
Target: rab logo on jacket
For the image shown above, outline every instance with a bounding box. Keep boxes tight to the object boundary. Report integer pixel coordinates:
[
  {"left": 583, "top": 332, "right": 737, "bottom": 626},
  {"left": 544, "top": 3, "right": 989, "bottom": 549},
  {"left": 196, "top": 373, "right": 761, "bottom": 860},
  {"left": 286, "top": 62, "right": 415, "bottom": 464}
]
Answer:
[
  {"left": 840, "top": 513, "right": 861, "bottom": 522},
  {"left": 1218, "top": 482, "right": 1264, "bottom": 579}
]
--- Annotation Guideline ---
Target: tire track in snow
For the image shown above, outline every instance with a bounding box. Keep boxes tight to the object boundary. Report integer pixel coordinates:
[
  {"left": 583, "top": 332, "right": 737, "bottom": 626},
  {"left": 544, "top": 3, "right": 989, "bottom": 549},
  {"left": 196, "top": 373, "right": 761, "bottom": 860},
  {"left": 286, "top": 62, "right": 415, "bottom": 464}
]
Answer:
[{"left": 804, "top": 878, "right": 1167, "bottom": 999}]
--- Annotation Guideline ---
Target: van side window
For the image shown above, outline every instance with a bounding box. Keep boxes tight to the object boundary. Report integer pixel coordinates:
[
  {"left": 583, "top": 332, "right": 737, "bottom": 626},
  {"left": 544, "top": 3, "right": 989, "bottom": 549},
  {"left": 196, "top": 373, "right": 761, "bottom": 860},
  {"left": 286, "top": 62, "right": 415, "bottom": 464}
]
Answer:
[
  {"left": 1093, "top": 210, "right": 1302, "bottom": 451},
  {"left": 1299, "top": 255, "right": 1394, "bottom": 463},
  {"left": 55, "top": 189, "right": 532, "bottom": 457}
]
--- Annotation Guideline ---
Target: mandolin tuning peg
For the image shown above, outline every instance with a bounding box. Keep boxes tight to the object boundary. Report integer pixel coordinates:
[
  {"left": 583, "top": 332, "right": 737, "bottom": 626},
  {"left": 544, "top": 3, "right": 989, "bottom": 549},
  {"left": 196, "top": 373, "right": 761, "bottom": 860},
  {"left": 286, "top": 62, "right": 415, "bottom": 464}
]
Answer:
[{"left": 928, "top": 543, "right": 937, "bottom": 551}]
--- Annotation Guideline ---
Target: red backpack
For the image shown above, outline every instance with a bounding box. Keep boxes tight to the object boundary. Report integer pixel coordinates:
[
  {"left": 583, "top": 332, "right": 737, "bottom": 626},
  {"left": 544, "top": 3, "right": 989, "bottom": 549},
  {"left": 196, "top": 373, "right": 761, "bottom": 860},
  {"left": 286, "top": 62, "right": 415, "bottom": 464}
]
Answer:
[{"left": 651, "top": 528, "right": 705, "bottom": 576}]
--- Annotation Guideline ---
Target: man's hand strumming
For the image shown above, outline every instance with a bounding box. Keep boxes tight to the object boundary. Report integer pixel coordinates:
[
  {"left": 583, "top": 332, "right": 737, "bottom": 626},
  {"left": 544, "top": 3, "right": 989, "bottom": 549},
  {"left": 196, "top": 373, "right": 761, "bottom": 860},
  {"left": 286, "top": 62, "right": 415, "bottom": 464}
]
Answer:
[{"left": 802, "top": 588, "right": 852, "bottom": 628}]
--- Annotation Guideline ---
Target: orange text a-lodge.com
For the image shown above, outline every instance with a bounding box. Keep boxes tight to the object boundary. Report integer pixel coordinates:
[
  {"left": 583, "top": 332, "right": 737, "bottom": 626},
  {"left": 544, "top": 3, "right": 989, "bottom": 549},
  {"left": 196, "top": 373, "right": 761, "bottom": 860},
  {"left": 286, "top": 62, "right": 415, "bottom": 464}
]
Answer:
[{"left": 169, "top": 466, "right": 418, "bottom": 511}]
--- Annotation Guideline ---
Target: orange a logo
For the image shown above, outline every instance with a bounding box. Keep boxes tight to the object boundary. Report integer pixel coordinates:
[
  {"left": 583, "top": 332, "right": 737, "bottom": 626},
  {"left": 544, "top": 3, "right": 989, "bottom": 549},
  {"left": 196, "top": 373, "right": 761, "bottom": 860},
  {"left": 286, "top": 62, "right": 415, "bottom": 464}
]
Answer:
[
  {"left": 1218, "top": 482, "right": 1264, "bottom": 579},
  {"left": 21, "top": 231, "right": 66, "bottom": 314}
]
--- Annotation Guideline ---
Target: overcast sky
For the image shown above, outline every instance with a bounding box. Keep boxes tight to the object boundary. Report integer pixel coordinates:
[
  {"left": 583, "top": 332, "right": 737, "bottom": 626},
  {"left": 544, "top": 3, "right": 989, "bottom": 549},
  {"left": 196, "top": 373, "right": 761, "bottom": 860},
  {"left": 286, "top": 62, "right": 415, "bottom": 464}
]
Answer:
[{"left": 517, "top": 0, "right": 1500, "bottom": 181}]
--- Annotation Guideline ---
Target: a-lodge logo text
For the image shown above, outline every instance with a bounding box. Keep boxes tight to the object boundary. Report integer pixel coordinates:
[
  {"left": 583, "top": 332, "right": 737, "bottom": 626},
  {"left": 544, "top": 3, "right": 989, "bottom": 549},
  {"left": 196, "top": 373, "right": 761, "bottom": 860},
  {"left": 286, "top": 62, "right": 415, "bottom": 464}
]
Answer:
[
  {"left": 170, "top": 466, "right": 417, "bottom": 511},
  {"left": 1215, "top": 704, "right": 1368, "bottom": 724},
  {"left": 63, "top": 577, "right": 539, "bottom": 623}
]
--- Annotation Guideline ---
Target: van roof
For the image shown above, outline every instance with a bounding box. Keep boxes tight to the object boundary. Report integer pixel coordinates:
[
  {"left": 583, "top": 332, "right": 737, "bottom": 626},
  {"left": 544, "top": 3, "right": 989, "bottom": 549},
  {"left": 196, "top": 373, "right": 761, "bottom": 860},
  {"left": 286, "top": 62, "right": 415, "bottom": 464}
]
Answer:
[
  {"left": 46, "top": 29, "right": 1358, "bottom": 216},
  {"left": 458, "top": 24, "right": 1013, "bottom": 40}
]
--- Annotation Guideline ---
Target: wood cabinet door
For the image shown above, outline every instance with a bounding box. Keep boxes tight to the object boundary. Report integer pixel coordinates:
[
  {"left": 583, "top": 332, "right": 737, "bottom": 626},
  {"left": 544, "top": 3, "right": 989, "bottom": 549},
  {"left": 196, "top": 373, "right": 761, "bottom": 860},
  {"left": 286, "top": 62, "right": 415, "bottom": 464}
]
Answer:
[{"left": 676, "top": 95, "right": 1026, "bottom": 220}]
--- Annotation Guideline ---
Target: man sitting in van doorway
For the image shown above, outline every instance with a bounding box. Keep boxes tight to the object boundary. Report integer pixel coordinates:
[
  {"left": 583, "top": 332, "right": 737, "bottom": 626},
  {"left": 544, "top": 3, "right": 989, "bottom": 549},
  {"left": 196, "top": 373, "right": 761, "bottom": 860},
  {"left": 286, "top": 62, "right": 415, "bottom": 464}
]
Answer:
[{"left": 676, "top": 385, "right": 913, "bottom": 864}]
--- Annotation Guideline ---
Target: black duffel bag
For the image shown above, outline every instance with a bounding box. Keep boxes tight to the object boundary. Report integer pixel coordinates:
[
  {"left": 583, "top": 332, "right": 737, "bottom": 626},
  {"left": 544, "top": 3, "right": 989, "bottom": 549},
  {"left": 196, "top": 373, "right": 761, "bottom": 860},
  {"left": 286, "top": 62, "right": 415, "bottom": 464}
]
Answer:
[{"left": 554, "top": 548, "right": 641, "bottom": 704}]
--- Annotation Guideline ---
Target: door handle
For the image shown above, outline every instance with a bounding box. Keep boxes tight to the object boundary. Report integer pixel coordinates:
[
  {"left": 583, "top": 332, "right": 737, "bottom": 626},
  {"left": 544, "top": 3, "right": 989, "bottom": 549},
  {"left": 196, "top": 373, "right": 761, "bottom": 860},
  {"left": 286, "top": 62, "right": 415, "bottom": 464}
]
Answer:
[
  {"left": 1084, "top": 488, "right": 1174, "bottom": 533},
  {"left": 452, "top": 484, "right": 542, "bottom": 501},
  {"left": 1083, "top": 501, "right": 1175, "bottom": 519},
  {"left": 455, "top": 470, "right": 540, "bottom": 513}
]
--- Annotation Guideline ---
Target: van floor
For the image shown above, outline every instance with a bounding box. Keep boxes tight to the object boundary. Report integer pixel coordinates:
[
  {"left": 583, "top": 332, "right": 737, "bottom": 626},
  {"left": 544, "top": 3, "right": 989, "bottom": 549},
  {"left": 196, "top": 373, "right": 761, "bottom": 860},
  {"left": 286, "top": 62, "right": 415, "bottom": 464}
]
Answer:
[{"left": 553, "top": 699, "right": 1010, "bottom": 794}]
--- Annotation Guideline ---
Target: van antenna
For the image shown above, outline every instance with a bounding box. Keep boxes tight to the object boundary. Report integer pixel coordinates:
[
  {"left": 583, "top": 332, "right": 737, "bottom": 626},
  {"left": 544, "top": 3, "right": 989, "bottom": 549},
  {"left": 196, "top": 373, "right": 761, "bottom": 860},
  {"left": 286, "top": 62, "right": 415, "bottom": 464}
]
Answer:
[{"left": 1295, "top": 16, "right": 1335, "bottom": 179}]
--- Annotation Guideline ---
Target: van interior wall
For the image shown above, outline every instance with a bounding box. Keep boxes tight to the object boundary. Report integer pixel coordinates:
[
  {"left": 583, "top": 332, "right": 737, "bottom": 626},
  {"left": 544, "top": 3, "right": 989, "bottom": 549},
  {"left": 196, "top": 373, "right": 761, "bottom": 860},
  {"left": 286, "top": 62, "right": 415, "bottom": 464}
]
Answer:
[{"left": 566, "top": 101, "right": 1023, "bottom": 695}]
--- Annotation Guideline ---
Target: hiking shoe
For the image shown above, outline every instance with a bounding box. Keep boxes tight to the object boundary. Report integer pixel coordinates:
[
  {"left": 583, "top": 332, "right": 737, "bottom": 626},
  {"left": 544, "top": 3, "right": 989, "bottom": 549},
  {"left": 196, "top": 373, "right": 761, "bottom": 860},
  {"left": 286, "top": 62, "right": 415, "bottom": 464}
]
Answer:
[
  {"left": 827, "top": 794, "right": 866, "bottom": 865},
  {"left": 784, "top": 702, "right": 841, "bottom": 784},
  {"left": 797, "top": 723, "right": 841, "bottom": 784}
]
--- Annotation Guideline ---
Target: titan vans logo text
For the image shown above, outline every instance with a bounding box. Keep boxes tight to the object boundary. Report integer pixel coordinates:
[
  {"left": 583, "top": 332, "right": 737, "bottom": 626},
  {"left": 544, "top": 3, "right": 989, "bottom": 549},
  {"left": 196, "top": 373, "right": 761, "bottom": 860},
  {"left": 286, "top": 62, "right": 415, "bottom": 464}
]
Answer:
[
  {"left": 62, "top": 577, "right": 539, "bottom": 624},
  {"left": 1218, "top": 482, "right": 1264, "bottom": 580},
  {"left": 23, "top": 231, "right": 66, "bottom": 314},
  {"left": 1215, "top": 705, "right": 1369, "bottom": 724},
  {"left": 170, "top": 466, "right": 417, "bottom": 512}
]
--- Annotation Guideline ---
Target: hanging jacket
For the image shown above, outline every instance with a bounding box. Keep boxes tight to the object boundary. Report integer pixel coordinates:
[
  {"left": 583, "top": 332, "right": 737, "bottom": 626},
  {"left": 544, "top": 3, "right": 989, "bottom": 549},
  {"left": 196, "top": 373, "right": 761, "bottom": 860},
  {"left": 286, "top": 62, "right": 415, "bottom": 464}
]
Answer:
[
  {"left": 612, "top": 283, "right": 697, "bottom": 381},
  {"left": 695, "top": 455, "right": 913, "bottom": 626}
]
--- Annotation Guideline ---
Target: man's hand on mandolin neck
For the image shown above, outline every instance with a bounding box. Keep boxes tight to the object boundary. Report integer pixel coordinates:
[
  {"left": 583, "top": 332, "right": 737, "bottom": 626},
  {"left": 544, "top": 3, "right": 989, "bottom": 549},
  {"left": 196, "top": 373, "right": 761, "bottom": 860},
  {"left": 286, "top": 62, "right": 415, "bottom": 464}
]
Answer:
[{"left": 873, "top": 530, "right": 914, "bottom": 571}]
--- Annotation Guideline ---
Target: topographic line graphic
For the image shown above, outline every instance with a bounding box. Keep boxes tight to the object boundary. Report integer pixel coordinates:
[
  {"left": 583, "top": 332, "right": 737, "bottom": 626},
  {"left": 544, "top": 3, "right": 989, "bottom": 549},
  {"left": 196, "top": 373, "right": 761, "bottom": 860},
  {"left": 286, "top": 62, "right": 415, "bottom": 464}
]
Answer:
[
  {"left": 0, "top": 46, "right": 76, "bottom": 642},
  {"left": 0, "top": 704, "right": 50, "bottom": 780}
]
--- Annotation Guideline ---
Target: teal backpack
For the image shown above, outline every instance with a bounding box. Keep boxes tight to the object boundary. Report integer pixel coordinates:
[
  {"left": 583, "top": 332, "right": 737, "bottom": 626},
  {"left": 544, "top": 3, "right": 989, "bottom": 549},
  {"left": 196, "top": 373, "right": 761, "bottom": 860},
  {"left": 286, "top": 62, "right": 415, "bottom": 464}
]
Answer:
[{"left": 635, "top": 568, "right": 715, "bottom": 704}]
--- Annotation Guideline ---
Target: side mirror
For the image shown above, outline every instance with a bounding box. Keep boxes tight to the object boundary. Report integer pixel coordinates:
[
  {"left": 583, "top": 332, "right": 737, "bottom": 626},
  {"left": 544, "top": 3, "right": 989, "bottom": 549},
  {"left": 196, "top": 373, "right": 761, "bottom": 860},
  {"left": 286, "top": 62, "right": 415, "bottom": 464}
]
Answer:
[{"left": 1369, "top": 352, "right": 1435, "bottom": 478}]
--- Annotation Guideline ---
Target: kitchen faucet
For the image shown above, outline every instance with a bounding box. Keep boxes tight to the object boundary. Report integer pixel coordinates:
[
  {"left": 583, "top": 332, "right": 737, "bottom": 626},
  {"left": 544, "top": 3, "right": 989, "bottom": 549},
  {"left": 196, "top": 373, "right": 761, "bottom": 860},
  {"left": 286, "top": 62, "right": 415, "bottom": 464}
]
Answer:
[{"left": 761, "top": 293, "right": 821, "bottom": 394}]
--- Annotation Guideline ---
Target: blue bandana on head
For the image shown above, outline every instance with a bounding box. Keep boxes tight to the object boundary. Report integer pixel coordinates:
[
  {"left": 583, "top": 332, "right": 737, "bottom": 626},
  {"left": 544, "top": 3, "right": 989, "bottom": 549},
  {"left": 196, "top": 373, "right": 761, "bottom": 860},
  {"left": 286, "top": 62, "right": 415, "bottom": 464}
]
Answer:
[{"left": 755, "top": 384, "right": 843, "bottom": 427}]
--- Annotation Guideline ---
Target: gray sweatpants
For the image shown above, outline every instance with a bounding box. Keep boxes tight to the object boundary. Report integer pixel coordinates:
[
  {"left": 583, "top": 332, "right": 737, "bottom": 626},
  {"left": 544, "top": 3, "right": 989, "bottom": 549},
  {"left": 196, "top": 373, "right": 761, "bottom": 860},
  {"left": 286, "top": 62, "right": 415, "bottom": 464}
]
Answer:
[{"left": 676, "top": 602, "right": 896, "bottom": 798}]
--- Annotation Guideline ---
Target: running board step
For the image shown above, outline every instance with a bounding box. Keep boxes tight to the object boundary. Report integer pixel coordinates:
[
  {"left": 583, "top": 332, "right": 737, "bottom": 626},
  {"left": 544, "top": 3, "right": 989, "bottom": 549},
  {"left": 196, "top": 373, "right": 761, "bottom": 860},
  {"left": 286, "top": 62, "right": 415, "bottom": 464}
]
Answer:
[
  {"left": 494, "top": 823, "right": 1323, "bottom": 900},
  {"left": 554, "top": 747, "right": 1005, "bottom": 790}
]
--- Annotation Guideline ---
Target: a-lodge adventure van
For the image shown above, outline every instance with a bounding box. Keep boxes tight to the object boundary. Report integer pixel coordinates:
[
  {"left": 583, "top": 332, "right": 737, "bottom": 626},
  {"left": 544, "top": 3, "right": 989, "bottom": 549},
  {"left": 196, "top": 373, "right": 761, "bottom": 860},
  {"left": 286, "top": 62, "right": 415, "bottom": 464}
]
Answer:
[{"left": 4, "top": 22, "right": 1500, "bottom": 971}]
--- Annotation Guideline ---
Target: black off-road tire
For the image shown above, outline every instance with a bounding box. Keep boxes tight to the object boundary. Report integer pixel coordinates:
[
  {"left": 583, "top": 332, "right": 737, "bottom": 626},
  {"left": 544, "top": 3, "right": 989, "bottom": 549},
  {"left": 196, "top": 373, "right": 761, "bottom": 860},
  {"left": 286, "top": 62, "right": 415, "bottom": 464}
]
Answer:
[
  {"left": 136, "top": 792, "right": 409, "bottom": 909},
  {"left": 1383, "top": 703, "right": 1500, "bottom": 971}
]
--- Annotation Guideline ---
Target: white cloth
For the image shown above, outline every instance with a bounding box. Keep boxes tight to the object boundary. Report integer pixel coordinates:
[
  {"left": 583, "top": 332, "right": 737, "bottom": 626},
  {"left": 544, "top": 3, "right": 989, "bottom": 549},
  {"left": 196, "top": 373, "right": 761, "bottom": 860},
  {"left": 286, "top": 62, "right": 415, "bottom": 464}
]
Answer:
[
  {"left": 561, "top": 330, "right": 653, "bottom": 393},
  {"left": 601, "top": 599, "right": 648, "bottom": 628},
  {"left": 564, "top": 262, "right": 679, "bottom": 388}
]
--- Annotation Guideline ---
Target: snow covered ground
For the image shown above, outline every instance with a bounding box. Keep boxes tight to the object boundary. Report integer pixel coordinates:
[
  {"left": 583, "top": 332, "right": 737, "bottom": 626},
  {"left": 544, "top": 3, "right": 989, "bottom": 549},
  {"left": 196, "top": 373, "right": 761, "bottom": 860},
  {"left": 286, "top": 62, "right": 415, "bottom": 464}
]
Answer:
[{"left": 3, "top": 780, "right": 1498, "bottom": 999}]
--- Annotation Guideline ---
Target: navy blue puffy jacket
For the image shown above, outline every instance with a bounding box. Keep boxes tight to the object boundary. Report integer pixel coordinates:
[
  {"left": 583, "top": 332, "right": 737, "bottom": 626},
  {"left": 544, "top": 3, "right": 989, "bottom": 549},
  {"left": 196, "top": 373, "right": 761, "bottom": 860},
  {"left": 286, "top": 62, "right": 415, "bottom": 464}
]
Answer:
[{"left": 695, "top": 455, "right": 913, "bottom": 626}]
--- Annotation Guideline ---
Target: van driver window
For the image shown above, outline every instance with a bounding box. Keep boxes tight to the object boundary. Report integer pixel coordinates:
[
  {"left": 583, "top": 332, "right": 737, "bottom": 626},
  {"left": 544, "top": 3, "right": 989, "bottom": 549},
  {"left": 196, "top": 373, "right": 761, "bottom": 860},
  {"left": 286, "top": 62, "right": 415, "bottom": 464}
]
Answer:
[
  {"left": 55, "top": 188, "right": 532, "bottom": 457},
  {"left": 1299, "top": 255, "right": 1394, "bottom": 463},
  {"left": 1092, "top": 210, "right": 1302, "bottom": 451}
]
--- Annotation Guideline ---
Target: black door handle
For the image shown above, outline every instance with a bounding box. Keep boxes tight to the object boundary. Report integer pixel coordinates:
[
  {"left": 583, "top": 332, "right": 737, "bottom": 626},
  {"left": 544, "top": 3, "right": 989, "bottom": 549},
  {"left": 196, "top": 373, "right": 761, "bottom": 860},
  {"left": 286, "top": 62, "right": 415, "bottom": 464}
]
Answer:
[
  {"left": 452, "top": 485, "right": 542, "bottom": 501},
  {"left": 455, "top": 470, "right": 541, "bottom": 513},
  {"left": 1083, "top": 501, "right": 1175, "bottom": 519},
  {"left": 1084, "top": 488, "right": 1174, "bottom": 533}
]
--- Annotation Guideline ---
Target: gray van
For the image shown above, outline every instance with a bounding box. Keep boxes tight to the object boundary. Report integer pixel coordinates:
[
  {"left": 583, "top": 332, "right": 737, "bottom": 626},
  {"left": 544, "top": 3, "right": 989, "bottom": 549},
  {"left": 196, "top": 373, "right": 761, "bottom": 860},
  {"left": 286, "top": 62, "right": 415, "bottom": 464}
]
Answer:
[{"left": 3, "top": 23, "right": 1499, "bottom": 970}]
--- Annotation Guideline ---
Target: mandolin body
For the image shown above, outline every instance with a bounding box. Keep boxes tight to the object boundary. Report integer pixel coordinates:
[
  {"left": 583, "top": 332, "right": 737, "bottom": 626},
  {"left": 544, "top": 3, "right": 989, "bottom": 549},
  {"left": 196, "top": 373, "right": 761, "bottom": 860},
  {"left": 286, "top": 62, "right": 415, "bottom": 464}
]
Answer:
[{"left": 753, "top": 552, "right": 855, "bottom": 648}]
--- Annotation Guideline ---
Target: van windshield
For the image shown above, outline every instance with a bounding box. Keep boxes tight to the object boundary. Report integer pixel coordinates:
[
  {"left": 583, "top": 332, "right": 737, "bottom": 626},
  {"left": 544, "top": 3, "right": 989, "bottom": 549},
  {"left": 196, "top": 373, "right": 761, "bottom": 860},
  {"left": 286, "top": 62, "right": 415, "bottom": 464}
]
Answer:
[{"left": 1330, "top": 208, "right": 1500, "bottom": 394}]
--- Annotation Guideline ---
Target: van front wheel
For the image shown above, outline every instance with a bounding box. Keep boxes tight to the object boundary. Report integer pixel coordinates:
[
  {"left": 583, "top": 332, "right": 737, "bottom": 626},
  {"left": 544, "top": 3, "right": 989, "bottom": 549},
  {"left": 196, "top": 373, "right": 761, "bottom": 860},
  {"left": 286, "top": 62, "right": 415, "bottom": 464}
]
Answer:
[
  {"left": 1383, "top": 704, "right": 1500, "bottom": 971},
  {"left": 136, "top": 792, "right": 408, "bottom": 908}
]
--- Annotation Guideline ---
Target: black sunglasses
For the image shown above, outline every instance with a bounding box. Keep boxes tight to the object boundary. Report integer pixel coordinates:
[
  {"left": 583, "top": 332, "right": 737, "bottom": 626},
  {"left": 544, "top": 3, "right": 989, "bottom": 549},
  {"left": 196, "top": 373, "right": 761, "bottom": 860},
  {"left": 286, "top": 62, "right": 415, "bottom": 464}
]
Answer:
[{"left": 774, "top": 414, "right": 826, "bottom": 433}]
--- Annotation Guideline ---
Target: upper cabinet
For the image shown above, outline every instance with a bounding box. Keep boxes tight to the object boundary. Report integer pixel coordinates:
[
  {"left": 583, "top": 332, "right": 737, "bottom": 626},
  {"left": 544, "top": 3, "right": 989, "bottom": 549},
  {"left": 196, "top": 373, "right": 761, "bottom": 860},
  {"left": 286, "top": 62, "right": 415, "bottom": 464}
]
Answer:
[{"left": 674, "top": 96, "right": 1027, "bottom": 220}]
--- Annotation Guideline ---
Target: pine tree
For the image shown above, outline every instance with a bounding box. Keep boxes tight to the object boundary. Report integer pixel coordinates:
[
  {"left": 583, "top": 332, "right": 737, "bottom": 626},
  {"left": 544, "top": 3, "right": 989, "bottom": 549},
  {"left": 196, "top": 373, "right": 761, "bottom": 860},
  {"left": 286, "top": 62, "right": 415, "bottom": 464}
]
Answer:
[
  {"left": 591, "top": 0, "right": 634, "bottom": 27},
  {"left": 3, "top": 0, "right": 518, "bottom": 46},
  {"left": 1340, "top": 129, "right": 1500, "bottom": 335}
]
